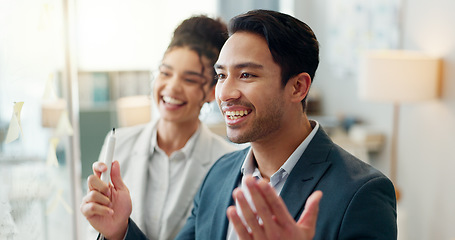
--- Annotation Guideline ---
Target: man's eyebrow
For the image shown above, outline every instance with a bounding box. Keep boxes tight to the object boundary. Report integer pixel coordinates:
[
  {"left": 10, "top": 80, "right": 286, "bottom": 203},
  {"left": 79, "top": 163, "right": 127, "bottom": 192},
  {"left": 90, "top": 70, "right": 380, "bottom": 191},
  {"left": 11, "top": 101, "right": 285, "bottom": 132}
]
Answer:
[
  {"left": 214, "top": 63, "right": 224, "bottom": 70},
  {"left": 214, "top": 62, "right": 264, "bottom": 70}
]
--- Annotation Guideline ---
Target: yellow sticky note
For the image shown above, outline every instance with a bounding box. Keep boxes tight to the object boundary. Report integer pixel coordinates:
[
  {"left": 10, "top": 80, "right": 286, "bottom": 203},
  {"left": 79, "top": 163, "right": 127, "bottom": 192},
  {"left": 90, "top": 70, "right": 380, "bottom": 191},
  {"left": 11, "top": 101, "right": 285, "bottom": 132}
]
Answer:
[
  {"left": 42, "top": 73, "right": 58, "bottom": 101},
  {"left": 46, "top": 137, "right": 60, "bottom": 167},
  {"left": 5, "top": 102, "right": 24, "bottom": 144},
  {"left": 55, "top": 110, "right": 74, "bottom": 137},
  {"left": 46, "top": 189, "right": 73, "bottom": 215}
]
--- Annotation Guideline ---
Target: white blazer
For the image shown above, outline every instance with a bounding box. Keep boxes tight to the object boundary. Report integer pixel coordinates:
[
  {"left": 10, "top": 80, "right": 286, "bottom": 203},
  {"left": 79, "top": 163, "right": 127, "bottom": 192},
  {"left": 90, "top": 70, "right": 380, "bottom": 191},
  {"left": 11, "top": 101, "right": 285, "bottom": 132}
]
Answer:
[{"left": 87, "top": 120, "right": 239, "bottom": 240}]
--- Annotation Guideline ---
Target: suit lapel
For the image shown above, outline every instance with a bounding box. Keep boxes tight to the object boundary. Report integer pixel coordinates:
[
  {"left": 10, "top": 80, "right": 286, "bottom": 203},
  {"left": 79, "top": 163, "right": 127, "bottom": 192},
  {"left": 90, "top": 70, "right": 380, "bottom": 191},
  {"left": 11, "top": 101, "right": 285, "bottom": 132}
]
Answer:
[
  {"left": 211, "top": 148, "right": 249, "bottom": 240},
  {"left": 281, "top": 127, "right": 333, "bottom": 220},
  {"left": 125, "top": 122, "right": 155, "bottom": 230},
  {"left": 163, "top": 126, "right": 215, "bottom": 235},
  {"left": 206, "top": 127, "right": 334, "bottom": 237}
]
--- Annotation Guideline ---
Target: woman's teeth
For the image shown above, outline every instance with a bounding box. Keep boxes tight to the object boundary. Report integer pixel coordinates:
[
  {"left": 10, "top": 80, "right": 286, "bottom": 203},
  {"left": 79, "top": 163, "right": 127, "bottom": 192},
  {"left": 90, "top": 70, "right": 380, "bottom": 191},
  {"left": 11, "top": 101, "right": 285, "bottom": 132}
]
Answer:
[
  {"left": 163, "top": 96, "right": 184, "bottom": 105},
  {"left": 225, "top": 110, "right": 249, "bottom": 120}
]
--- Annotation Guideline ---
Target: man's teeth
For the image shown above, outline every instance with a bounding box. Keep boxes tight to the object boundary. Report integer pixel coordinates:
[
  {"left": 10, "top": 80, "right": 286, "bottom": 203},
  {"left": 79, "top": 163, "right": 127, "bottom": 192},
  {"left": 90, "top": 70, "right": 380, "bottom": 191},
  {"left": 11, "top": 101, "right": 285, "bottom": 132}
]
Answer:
[
  {"left": 163, "top": 96, "right": 184, "bottom": 105},
  {"left": 225, "top": 110, "right": 249, "bottom": 120}
]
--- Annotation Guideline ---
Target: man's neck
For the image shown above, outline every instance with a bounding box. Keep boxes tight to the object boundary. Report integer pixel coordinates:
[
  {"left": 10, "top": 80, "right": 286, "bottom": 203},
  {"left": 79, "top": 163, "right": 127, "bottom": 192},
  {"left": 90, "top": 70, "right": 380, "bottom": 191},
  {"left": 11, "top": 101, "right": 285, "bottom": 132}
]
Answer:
[{"left": 250, "top": 115, "right": 312, "bottom": 181}]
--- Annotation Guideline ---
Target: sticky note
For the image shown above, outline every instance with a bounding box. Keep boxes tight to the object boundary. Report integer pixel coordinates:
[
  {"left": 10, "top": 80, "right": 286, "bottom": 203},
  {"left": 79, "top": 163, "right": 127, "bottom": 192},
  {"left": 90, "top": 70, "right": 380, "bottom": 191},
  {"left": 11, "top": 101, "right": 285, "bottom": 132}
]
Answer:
[
  {"left": 5, "top": 102, "right": 24, "bottom": 144},
  {"left": 46, "top": 189, "right": 73, "bottom": 215},
  {"left": 42, "top": 74, "right": 58, "bottom": 101},
  {"left": 46, "top": 137, "right": 60, "bottom": 167},
  {"left": 55, "top": 110, "right": 74, "bottom": 137}
]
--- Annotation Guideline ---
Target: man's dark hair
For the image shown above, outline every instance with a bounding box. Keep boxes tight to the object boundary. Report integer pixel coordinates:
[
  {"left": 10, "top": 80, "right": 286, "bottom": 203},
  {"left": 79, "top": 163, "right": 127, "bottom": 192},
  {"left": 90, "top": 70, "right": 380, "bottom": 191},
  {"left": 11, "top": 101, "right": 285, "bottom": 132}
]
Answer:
[{"left": 229, "top": 10, "right": 319, "bottom": 110}]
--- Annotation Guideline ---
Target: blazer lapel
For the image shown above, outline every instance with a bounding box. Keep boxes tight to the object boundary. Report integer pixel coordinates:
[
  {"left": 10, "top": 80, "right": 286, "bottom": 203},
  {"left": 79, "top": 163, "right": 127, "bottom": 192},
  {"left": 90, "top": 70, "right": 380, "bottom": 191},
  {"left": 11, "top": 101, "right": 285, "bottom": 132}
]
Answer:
[
  {"left": 163, "top": 125, "right": 217, "bottom": 236},
  {"left": 125, "top": 122, "right": 155, "bottom": 230},
  {"left": 210, "top": 148, "right": 249, "bottom": 240},
  {"left": 281, "top": 127, "right": 333, "bottom": 220}
]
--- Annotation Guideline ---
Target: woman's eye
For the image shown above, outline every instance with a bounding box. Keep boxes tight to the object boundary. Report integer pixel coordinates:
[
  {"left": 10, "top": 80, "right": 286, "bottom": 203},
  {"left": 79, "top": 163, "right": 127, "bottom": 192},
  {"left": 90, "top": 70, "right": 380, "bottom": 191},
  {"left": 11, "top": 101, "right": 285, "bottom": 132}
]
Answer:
[
  {"left": 159, "top": 71, "right": 171, "bottom": 77},
  {"left": 185, "top": 78, "right": 199, "bottom": 84}
]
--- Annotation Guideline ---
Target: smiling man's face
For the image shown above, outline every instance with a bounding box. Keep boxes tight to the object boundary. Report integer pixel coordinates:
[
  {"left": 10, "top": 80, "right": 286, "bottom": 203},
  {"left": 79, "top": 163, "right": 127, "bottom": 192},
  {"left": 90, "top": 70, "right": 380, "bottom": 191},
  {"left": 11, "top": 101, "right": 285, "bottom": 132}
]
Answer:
[{"left": 215, "top": 32, "right": 287, "bottom": 144}]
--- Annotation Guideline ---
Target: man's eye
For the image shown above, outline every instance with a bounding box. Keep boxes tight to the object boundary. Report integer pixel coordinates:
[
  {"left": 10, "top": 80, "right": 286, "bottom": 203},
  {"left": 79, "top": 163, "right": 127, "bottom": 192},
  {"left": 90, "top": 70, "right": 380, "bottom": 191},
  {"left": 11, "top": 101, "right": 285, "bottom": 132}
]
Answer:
[
  {"left": 240, "top": 73, "right": 254, "bottom": 78},
  {"left": 215, "top": 73, "right": 226, "bottom": 81}
]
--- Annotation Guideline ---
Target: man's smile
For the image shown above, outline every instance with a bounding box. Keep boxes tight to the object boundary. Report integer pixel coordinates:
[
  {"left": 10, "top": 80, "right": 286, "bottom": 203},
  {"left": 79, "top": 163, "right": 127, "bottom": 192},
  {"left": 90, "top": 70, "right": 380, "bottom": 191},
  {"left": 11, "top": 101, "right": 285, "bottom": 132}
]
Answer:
[{"left": 225, "top": 110, "right": 250, "bottom": 120}]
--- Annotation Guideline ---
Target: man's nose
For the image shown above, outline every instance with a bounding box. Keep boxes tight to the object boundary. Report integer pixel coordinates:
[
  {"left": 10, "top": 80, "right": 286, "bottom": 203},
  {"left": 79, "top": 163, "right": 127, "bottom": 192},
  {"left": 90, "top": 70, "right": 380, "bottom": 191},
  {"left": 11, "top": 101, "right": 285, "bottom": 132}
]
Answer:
[{"left": 216, "top": 76, "right": 241, "bottom": 102}]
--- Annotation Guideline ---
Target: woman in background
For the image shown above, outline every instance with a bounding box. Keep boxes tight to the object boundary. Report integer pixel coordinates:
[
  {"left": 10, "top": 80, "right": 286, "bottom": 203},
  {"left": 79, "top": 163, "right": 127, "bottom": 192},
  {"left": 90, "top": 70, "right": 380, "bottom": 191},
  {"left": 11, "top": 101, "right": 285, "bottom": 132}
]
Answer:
[{"left": 82, "top": 15, "right": 239, "bottom": 240}]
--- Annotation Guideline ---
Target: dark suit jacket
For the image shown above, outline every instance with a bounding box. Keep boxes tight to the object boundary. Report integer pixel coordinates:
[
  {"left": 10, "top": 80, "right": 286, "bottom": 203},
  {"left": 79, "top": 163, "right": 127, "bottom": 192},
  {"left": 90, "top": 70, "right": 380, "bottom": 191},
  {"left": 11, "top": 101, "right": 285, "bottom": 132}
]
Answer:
[{"left": 125, "top": 127, "right": 397, "bottom": 240}]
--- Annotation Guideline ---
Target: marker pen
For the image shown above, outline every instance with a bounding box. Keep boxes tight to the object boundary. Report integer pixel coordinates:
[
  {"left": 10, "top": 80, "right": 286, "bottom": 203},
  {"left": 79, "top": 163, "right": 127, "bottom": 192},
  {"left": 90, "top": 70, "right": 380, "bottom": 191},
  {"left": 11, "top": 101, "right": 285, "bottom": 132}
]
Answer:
[{"left": 101, "top": 128, "right": 116, "bottom": 184}]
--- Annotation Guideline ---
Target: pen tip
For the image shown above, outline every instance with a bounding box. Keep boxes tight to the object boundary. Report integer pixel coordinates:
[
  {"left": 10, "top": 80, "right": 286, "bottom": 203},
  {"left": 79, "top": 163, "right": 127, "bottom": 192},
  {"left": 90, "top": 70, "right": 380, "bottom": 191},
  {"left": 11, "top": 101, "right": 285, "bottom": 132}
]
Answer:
[{"left": 112, "top": 128, "right": 115, "bottom": 133}]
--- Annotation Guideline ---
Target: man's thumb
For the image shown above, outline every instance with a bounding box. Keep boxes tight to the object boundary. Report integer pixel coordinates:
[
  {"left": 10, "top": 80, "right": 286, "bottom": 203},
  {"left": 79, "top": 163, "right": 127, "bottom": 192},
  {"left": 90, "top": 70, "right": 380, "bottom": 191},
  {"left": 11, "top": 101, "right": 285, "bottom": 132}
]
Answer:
[{"left": 110, "top": 161, "right": 127, "bottom": 190}]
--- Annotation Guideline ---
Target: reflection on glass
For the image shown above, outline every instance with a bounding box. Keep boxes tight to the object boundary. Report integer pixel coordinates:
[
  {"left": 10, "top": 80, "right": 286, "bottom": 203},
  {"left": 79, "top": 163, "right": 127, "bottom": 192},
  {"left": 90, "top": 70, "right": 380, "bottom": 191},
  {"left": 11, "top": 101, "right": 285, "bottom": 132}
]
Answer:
[{"left": 0, "top": 1, "right": 75, "bottom": 239}]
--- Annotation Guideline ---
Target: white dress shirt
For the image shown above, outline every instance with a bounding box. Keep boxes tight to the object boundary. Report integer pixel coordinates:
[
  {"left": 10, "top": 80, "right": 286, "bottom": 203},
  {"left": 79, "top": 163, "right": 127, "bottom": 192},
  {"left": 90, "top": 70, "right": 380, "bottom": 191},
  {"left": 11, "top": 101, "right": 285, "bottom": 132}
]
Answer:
[{"left": 144, "top": 126, "right": 200, "bottom": 239}]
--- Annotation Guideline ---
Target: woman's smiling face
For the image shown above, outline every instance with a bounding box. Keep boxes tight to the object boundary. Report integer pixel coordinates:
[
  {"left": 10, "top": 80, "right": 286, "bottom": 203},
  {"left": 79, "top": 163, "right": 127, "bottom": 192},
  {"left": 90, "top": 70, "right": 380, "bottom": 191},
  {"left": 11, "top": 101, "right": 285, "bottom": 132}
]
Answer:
[{"left": 153, "top": 47, "right": 215, "bottom": 125}]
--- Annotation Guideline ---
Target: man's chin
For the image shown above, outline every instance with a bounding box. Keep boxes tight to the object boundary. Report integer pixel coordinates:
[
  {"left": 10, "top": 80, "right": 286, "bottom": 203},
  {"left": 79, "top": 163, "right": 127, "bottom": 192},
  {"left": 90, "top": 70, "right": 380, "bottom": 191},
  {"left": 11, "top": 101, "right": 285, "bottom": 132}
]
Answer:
[
  {"left": 229, "top": 138, "right": 249, "bottom": 144},
  {"left": 226, "top": 131, "right": 250, "bottom": 144}
]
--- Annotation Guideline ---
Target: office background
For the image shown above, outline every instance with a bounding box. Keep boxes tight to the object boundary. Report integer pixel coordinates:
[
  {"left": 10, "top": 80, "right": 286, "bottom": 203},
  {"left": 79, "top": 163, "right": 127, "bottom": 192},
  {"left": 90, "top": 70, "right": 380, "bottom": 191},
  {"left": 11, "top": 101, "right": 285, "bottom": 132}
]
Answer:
[{"left": 1, "top": 0, "right": 454, "bottom": 239}]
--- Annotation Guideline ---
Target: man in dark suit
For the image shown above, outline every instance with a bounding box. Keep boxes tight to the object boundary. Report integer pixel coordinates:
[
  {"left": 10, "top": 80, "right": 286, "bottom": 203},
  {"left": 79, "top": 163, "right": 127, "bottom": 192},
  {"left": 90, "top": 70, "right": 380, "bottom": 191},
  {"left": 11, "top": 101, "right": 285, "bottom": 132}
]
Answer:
[
  {"left": 82, "top": 9, "right": 397, "bottom": 240},
  {"left": 176, "top": 9, "right": 397, "bottom": 240}
]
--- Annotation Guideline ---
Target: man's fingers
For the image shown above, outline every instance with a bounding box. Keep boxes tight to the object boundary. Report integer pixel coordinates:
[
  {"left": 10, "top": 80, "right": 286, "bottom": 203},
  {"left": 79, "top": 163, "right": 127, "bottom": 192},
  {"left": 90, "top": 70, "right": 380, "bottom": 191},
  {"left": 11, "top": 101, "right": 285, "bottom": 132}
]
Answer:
[
  {"left": 80, "top": 191, "right": 114, "bottom": 218},
  {"left": 92, "top": 162, "right": 107, "bottom": 178},
  {"left": 297, "top": 190, "right": 323, "bottom": 231},
  {"left": 87, "top": 174, "right": 110, "bottom": 198},
  {"left": 256, "top": 178, "right": 295, "bottom": 226},
  {"left": 244, "top": 177, "right": 280, "bottom": 238},
  {"left": 83, "top": 189, "right": 111, "bottom": 207},
  {"left": 110, "top": 161, "right": 128, "bottom": 191},
  {"left": 227, "top": 206, "right": 251, "bottom": 240},
  {"left": 81, "top": 202, "right": 113, "bottom": 218},
  {"left": 234, "top": 187, "right": 269, "bottom": 240}
]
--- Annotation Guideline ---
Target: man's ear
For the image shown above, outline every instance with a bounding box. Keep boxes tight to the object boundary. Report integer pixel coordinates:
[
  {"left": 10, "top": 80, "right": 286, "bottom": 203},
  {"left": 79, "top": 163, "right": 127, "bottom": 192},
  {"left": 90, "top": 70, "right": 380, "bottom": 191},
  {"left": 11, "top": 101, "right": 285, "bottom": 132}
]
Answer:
[{"left": 288, "top": 72, "right": 311, "bottom": 103}]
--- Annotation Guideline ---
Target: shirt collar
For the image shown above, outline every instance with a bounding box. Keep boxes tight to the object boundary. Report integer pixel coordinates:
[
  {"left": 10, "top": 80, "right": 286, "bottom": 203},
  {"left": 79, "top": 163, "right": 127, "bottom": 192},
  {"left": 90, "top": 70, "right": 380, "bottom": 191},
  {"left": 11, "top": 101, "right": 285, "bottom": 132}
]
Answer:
[
  {"left": 150, "top": 122, "right": 202, "bottom": 160},
  {"left": 241, "top": 120, "right": 320, "bottom": 179},
  {"left": 179, "top": 125, "right": 201, "bottom": 159}
]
